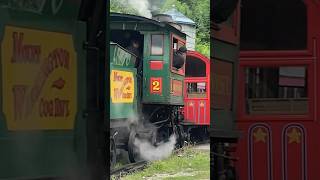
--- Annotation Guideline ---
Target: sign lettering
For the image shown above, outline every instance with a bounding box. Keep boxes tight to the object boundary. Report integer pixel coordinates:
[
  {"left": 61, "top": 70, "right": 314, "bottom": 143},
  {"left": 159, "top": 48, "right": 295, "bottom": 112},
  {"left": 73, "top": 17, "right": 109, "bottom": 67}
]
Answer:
[
  {"left": 113, "top": 47, "right": 132, "bottom": 66},
  {"left": 150, "top": 77, "right": 162, "bottom": 94},
  {"left": 1, "top": 26, "right": 77, "bottom": 130},
  {"left": 111, "top": 70, "right": 134, "bottom": 103}
]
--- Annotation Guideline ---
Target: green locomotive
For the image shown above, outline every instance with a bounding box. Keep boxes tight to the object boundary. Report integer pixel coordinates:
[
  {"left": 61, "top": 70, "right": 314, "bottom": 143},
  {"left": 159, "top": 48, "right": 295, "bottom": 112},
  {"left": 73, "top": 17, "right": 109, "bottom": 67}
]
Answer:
[{"left": 110, "top": 13, "right": 188, "bottom": 163}]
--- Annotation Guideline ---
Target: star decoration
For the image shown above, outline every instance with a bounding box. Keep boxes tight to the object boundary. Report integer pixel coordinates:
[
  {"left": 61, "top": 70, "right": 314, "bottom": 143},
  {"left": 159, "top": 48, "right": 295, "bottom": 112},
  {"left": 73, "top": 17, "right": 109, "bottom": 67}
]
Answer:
[
  {"left": 199, "top": 102, "right": 204, "bottom": 107},
  {"left": 253, "top": 128, "right": 267, "bottom": 143},
  {"left": 287, "top": 128, "right": 301, "bottom": 144}
]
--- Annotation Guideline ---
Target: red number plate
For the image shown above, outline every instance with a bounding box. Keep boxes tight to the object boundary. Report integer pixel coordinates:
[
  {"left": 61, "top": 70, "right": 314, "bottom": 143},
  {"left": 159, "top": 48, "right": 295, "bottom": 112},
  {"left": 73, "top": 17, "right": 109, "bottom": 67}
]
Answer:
[{"left": 150, "top": 77, "right": 162, "bottom": 94}]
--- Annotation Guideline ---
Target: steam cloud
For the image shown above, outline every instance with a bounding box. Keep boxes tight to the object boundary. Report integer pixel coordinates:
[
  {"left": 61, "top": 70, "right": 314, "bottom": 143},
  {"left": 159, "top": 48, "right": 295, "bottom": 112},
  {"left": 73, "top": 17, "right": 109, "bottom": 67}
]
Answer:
[
  {"left": 112, "top": 92, "right": 177, "bottom": 162},
  {"left": 128, "top": 0, "right": 152, "bottom": 18},
  {"left": 113, "top": 0, "right": 168, "bottom": 18},
  {"left": 134, "top": 134, "right": 177, "bottom": 161},
  {"left": 115, "top": 0, "right": 152, "bottom": 18}
]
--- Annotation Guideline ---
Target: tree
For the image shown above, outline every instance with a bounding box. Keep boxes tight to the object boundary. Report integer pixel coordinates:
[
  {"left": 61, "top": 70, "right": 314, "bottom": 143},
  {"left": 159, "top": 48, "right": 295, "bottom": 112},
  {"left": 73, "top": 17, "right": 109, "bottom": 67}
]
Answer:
[
  {"left": 110, "top": 0, "right": 139, "bottom": 15},
  {"left": 161, "top": 0, "right": 210, "bottom": 57}
]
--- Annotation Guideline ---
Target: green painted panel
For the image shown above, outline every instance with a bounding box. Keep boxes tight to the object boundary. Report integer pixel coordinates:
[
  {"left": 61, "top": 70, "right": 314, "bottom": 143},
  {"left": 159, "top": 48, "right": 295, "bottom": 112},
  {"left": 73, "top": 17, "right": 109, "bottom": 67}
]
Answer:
[
  {"left": 0, "top": 2, "right": 87, "bottom": 179},
  {"left": 110, "top": 43, "right": 138, "bottom": 120},
  {"left": 210, "top": 37, "right": 240, "bottom": 139},
  {"left": 142, "top": 33, "right": 170, "bottom": 103},
  {"left": 0, "top": 0, "right": 80, "bottom": 21},
  {"left": 212, "top": 39, "right": 239, "bottom": 62},
  {"left": 110, "top": 65, "right": 137, "bottom": 120},
  {"left": 110, "top": 43, "right": 136, "bottom": 68},
  {"left": 142, "top": 32, "right": 185, "bottom": 105}
]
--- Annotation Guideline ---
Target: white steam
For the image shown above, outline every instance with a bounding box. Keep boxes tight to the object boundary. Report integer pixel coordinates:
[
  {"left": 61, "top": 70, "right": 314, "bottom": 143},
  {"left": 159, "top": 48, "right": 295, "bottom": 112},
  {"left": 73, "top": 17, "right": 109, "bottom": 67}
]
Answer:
[
  {"left": 134, "top": 134, "right": 177, "bottom": 161},
  {"left": 128, "top": 0, "right": 152, "bottom": 18},
  {"left": 115, "top": 0, "right": 152, "bottom": 18}
]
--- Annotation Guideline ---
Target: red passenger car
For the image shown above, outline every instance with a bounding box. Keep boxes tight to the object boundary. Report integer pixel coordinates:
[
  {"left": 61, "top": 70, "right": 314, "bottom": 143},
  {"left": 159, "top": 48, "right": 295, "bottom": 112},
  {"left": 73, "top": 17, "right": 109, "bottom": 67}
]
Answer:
[
  {"left": 181, "top": 50, "right": 210, "bottom": 141},
  {"left": 235, "top": 0, "right": 320, "bottom": 179},
  {"left": 184, "top": 50, "right": 210, "bottom": 125}
]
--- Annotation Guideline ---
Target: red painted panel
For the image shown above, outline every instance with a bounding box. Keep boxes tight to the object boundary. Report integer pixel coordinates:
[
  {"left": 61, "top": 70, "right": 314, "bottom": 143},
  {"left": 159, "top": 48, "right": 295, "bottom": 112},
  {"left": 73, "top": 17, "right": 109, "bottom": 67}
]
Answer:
[
  {"left": 282, "top": 125, "right": 306, "bottom": 180},
  {"left": 171, "top": 79, "right": 183, "bottom": 96},
  {"left": 198, "top": 101, "right": 206, "bottom": 124},
  {"left": 236, "top": 122, "right": 313, "bottom": 180},
  {"left": 212, "top": 3, "right": 240, "bottom": 44},
  {"left": 184, "top": 51, "right": 210, "bottom": 125},
  {"left": 249, "top": 125, "right": 272, "bottom": 180},
  {"left": 149, "top": 60, "right": 163, "bottom": 70},
  {"left": 185, "top": 101, "right": 195, "bottom": 123}
]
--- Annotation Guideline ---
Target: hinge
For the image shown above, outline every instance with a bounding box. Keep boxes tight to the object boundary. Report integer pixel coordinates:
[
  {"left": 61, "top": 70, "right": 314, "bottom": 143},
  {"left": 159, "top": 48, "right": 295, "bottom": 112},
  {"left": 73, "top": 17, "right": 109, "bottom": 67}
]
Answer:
[{"left": 83, "top": 41, "right": 99, "bottom": 51}]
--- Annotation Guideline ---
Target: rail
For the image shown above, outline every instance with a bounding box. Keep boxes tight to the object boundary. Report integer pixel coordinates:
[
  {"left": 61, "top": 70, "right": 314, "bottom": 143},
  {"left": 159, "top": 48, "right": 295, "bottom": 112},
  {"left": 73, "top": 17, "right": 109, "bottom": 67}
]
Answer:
[{"left": 110, "top": 161, "right": 148, "bottom": 177}]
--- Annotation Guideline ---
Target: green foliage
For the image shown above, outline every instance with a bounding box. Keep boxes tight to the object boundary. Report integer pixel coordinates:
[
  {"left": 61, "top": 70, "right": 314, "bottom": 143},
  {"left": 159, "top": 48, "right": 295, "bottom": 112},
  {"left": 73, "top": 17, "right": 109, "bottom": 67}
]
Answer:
[
  {"left": 161, "top": 0, "right": 190, "bottom": 16},
  {"left": 161, "top": 0, "right": 210, "bottom": 57},
  {"left": 110, "top": 0, "right": 139, "bottom": 15},
  {"left": 118, "top": 146, "right": 210, "bottom": 180},
  {"left": 196, "top": 43, "right": 210, "bottom": 58}
]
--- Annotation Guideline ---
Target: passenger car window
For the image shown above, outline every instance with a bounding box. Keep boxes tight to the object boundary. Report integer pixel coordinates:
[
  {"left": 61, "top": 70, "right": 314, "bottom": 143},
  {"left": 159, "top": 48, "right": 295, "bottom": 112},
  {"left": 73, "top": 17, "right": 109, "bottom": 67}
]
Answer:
[
  {"left": 245, "top": 66, "right": 308, "bottom": 115},
  {"left": 240, "top": 0, "right": 307, "bottom": 50},
  {"left": 186, "top": 57, "right": 206, "bottom": 77},
  {"left": 187, "top": 82, "right": 207, "bottom": 98}
]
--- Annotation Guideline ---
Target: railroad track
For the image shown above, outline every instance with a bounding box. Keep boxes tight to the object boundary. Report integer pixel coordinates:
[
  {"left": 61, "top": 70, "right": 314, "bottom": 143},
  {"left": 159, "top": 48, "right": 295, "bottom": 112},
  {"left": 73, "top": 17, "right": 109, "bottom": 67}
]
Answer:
[
  {"left": 110, "top": 147, "right": 183, "bottom": 178},
  {"left": 110, "top": 160, "right": 148, "bottom": 177}
]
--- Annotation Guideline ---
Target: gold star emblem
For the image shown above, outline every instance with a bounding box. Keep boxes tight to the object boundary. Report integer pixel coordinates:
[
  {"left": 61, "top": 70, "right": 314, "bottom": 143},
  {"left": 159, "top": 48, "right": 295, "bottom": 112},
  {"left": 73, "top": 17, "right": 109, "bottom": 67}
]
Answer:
[
  {"left": 287, "top": 128, "right": 301, "bottom": 144},
  {"left": 253, "top": 128, "right": 267, "bottom": 143},
  {"left": 199, "top": 102, "right": 204, "bottom": 107}
]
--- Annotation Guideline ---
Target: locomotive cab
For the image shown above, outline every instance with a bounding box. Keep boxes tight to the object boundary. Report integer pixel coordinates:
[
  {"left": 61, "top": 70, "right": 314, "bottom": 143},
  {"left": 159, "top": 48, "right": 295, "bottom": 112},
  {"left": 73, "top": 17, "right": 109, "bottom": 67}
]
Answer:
[
  {"left": 110, "top": 30, "right": 144, "bottom": 67},
  {"left": 110, "top": 13, "right": 187, "bottom": 106}
]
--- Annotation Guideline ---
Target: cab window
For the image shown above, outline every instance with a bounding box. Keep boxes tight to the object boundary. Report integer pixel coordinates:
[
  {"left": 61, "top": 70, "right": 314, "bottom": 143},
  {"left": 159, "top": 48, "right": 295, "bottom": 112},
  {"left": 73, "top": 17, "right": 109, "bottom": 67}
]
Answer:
[
  {"left": 151, "top": 34, "right": 164, "bottom": 55},
  {"left": 171, "top": 36, "right": 186, "bottom": 74}
]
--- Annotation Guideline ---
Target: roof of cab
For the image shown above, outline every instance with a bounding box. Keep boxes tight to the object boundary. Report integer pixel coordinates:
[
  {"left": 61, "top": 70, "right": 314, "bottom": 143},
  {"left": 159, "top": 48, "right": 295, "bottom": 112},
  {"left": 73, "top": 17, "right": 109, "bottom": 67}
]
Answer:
[
  {"left": 110, "top": 13, "right": 186, "bottom": 38},
  {"left": 163, "top": 8, "right": 196, "bottom": 25}
]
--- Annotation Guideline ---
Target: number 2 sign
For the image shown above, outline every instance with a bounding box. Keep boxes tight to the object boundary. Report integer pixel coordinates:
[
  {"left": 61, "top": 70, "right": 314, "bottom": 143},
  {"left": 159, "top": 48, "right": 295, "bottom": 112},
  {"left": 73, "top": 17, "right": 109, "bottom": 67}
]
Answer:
[{"left": 150, "top": 77, "right": 162, "bottom": 94}]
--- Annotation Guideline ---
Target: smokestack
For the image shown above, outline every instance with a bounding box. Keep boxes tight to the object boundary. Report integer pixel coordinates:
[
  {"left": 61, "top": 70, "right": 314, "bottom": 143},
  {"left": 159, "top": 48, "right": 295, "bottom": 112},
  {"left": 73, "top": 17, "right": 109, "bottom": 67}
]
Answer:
[
  {"left": 152, "top": 13, "right": 173, "bottom": 22},
  {"left": 151, "top": 10, "right": 160, "bottom": 17},
  {"left": 152, "top": 13, "right": 182, "bottom": 31}
]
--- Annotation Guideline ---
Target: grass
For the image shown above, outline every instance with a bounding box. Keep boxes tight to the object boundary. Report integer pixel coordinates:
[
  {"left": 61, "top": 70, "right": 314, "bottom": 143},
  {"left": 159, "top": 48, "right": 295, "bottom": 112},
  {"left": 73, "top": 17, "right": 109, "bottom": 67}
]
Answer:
[{"left": 113, "top": 145, "right": 210, "bottom": 180}]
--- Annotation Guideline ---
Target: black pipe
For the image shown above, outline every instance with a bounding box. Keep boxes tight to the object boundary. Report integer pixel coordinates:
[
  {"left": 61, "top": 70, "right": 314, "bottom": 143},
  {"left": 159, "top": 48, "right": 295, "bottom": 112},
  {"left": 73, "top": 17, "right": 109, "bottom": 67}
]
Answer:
[
  {"left": 212, "top": 142, "right": 225, "bottom": 180},
  {"left": 78, "top": 0, "right": 106, "bottom": 179}
]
